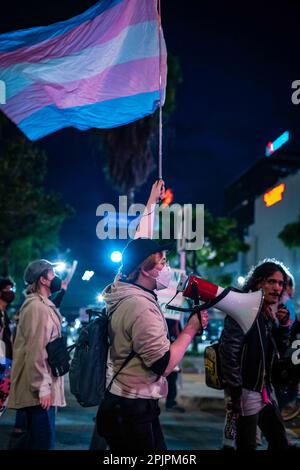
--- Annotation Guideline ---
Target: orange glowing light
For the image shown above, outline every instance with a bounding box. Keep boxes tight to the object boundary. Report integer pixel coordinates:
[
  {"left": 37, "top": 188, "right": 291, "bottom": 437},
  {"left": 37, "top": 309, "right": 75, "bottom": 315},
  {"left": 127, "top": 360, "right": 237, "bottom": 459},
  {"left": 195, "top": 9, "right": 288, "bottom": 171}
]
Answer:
[
  {"left": 162, "top": 188, "right": 174, "bottom": 207},
  {"left": 263, "top": 183, "right": 285, "bottom": 207}
]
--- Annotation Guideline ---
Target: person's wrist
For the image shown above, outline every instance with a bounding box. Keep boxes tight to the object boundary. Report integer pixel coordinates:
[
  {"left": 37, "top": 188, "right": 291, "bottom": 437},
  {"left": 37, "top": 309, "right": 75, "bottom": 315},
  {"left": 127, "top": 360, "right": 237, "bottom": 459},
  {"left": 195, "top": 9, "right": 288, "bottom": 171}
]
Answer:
[
  {"left": 146, "top": 198, "right": 156, "bottom": 210},
  {"left": 279, "top": 315, "right": 291, "bottom": 326},
  {"left": 184, "top": 323, "right": 198, "bottom": 339},
  {"left": 278, "top": 310, "right": 290, "bottom": 324}
]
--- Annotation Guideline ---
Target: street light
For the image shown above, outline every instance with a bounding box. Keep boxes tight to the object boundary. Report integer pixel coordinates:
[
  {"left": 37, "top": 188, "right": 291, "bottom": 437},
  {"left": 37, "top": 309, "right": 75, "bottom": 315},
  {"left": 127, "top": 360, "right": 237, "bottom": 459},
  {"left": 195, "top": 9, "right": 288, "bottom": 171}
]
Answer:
[
  {"left": 110, "top": 251, "right": 122, "bottom": 263},
  {"left": 82, "top": 270, "right": 94, "bottom": 281},
  {"left": 54, "top": 262, "right": 67, "bottom": 273}
]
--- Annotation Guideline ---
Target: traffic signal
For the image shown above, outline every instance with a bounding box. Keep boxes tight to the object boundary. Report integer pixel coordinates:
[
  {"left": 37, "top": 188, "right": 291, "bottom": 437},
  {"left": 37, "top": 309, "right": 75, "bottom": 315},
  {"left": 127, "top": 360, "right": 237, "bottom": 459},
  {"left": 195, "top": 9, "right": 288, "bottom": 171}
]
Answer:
[{"left": 162, "top": 188, "right": 174, "bottom": 207}]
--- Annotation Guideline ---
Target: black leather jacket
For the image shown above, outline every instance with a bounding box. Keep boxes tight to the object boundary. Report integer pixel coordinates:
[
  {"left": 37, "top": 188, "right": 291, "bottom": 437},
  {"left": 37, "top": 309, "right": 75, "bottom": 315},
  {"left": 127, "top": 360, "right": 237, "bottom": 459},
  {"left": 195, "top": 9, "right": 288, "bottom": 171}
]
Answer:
[{"left": 219, "top": 308, "right": 290, "bottom": 395}]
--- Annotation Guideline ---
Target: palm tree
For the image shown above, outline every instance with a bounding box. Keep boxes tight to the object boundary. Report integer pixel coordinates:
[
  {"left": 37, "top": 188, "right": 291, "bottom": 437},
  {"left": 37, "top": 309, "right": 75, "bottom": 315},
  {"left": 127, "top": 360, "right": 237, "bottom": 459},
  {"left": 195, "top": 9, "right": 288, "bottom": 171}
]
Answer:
[{"left": 101, "top": 116, "right": 155, "bottom": 205}]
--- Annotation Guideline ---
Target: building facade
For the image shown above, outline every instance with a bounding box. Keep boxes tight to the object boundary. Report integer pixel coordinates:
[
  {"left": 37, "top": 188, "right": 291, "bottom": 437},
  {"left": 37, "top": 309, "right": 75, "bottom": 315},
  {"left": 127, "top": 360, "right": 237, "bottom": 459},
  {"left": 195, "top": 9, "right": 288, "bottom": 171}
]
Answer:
[{"left": 221, "top": 153, "right": 300, "bottom": 308}]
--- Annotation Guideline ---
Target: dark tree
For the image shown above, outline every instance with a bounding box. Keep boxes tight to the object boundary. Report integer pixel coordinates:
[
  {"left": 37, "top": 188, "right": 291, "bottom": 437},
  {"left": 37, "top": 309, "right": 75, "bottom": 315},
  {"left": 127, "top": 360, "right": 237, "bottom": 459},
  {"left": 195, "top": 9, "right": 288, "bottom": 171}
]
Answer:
[
  {"left": 278, "top": 212, "right": 300, "bottom": 248},
  {"left": 0, "top": 121, "right": 74, "bottom": 298}
]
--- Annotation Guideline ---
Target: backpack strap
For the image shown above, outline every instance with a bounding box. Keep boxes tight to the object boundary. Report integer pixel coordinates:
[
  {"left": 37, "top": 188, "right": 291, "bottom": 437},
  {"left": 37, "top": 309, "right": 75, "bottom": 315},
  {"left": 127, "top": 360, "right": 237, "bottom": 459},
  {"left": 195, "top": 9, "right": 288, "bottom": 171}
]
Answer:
[
  {"left": 66, "top": 343, "right": 77, "bottom": 353},
  {"left": 105, "top": 350, "right": 136, "bottom": 393},
  {"left": 104, "top": 294, "right": 137, "bottom": 392}
]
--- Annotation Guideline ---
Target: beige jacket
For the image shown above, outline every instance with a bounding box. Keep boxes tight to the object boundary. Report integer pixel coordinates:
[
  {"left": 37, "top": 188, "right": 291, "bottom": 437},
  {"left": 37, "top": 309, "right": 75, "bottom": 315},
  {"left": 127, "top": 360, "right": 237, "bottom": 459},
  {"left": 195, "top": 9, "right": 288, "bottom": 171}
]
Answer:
[
  {"left": 103, "top": 282, "right": 170, "bottom": 399},
  {"left": 8, "top": 293, "right": 66, "bottom": 409}
]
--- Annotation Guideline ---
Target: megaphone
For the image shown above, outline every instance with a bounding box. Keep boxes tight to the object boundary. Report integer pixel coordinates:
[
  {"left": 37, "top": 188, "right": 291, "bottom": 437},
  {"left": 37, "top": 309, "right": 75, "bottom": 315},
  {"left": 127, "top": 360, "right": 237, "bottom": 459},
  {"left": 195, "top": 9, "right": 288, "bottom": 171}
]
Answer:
[{"left": 175, "top": 274, "right": 264, "bottom": 335}]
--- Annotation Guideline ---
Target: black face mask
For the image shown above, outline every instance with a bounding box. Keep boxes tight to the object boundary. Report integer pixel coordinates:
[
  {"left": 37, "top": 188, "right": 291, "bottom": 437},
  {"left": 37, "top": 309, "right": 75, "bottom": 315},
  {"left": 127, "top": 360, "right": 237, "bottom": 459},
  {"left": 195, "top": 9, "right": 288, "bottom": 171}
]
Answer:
[
  {"left": 49, "top": 276, "right": 62, "bottom": 294},
  {"left": 0, "top": 290, "right": 15, "bottom": 304}
]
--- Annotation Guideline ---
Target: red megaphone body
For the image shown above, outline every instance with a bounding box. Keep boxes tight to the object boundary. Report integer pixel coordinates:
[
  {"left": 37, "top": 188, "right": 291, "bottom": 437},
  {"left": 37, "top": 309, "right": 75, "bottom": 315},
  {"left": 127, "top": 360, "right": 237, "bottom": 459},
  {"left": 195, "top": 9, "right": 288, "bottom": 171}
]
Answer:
[{"left": 179, "top": 274, "right": 263, "bottom": 335}]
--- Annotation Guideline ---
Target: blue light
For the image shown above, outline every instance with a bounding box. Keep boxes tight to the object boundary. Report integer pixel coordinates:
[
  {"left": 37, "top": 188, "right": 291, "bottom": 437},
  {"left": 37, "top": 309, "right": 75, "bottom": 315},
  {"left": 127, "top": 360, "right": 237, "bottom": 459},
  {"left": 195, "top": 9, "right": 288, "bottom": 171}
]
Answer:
[
  {"left": 265, "top": 131, "right": 290, "bottom": 156},
  {"left": 110, "top": 251, "right": 122, "bottom": 263}
]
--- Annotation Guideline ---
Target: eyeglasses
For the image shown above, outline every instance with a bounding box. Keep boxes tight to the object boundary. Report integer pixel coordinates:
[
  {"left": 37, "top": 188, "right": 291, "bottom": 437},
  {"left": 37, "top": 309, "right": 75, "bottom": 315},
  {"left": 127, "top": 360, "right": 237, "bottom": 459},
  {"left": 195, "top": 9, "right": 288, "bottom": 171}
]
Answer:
[{"left": 157, "top": 257, "right": 168, "bottom": 267}]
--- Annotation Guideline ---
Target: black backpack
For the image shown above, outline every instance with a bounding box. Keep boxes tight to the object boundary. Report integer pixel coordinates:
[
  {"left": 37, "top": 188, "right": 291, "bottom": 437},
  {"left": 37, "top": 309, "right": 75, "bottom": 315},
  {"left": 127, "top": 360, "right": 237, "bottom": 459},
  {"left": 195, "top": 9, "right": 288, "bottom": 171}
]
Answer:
[
  {"left": 69, "top": 309, "right": 109, "bottom": 407},
  {"left": 69, "top": 308, "right": 135, "bottom": 407}
]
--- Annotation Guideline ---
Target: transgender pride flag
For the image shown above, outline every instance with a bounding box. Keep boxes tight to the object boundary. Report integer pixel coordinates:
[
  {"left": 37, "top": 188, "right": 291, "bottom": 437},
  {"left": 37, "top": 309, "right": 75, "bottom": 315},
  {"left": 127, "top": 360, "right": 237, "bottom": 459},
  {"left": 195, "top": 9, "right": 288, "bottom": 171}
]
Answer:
[{"left": 0, "top": 0, "right": 167, "bottom": 141}]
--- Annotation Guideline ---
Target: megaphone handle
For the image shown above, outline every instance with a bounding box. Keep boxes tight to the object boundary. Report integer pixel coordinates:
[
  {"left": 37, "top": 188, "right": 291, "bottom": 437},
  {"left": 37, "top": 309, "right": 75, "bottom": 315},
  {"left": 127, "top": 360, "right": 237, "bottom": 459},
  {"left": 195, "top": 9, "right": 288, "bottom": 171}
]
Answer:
[
  {"left": 166, "top": 287, "right": 233, "bottom": 314},
  {"left": 197, "top": 310, "right": 203, "bottom": 330},
  {"left": 190, "top": 282, "right": 204, "bottom": 334}
]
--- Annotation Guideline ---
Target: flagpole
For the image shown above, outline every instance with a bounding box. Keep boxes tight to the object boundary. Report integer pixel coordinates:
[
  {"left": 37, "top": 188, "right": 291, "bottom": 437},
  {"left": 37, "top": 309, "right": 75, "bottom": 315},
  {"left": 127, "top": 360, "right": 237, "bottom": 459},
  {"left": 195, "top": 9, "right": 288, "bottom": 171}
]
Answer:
[{"left": 157, "top": 0, "right": 163, "bottom": 180}]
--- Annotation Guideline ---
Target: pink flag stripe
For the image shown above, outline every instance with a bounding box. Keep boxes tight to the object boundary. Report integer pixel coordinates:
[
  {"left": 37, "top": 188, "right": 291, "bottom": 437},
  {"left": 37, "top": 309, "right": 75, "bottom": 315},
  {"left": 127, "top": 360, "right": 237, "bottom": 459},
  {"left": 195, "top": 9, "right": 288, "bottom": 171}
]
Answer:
[
  {"left": 3, "top": 21, "right": 160, "bottom": 100},
  {"left": 3, "top": 56, "right": 167, "bottom": 124},
  {"left": 0, "top": 0, "right": 156, "bottom": 68}
]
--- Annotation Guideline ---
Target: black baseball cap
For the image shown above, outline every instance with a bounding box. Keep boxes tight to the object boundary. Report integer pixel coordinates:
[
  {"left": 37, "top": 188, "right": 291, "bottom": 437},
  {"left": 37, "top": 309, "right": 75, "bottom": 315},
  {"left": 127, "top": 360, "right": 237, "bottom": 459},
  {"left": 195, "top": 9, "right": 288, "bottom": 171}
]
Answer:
[{"left": 121, "top": 238, "right": 174, "bottom": 276}]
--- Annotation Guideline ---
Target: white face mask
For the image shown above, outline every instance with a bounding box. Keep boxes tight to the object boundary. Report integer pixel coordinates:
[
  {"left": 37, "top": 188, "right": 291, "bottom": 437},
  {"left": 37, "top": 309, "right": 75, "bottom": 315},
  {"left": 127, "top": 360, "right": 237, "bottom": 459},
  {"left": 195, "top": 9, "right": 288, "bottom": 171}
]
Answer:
[{"left": 154, "top": 264, "right": 172, "bottom": 291}]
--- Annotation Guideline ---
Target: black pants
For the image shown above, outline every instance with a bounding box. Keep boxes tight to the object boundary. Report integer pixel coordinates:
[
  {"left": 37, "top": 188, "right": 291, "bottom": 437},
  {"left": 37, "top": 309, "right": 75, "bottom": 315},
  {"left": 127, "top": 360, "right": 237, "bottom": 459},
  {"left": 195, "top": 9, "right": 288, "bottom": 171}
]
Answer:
[
  {"left": 236, "top": 403, "right": 289, "bottom": 450},
  {"left": 97, "top": 392, "right": 167, "bottom": 452}
]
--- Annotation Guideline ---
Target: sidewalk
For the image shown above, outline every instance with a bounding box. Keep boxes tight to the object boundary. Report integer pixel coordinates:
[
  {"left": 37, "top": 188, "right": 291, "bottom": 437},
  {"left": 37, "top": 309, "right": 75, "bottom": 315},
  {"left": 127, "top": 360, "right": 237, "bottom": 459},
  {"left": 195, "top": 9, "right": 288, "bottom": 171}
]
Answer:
[
  {"left": 171, "top": 355, "right": 224, "bottom": 412},
  {"left": 176, "top": 372, "right": 224, "bottom": 411}
]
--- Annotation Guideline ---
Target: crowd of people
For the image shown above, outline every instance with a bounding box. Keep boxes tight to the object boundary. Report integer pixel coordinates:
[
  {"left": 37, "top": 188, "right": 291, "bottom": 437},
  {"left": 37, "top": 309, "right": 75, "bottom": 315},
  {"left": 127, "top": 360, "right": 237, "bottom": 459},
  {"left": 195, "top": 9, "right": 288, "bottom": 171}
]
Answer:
[{"left": 0, "top": 180, "right": 299, "bottom": 451}]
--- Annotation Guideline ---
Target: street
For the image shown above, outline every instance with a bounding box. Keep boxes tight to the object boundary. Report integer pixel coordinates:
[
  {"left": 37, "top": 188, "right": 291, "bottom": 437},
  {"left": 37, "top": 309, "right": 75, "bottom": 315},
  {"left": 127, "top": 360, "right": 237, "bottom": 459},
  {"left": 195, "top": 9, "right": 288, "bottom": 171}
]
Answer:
[
  {"left": 0, "top": 390, "right": 225, "bottom": 450},
  {"left": 1, "top": 373, "right": 299, "bottom": 451}
]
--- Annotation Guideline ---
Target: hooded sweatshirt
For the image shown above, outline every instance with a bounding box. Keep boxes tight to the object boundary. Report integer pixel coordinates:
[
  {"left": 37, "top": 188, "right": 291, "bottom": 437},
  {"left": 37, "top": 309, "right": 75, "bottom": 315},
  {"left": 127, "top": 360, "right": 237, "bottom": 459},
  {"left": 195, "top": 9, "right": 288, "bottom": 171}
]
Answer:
[{"left": 103, "top": 281, "right": 170, "bottom": 399}]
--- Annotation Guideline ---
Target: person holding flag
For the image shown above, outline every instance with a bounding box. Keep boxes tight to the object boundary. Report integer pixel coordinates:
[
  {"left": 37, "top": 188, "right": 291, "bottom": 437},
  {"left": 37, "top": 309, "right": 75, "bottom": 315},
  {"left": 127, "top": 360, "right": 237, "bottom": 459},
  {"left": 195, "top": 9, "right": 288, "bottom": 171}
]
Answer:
[{"left": 97, "top": 180, "right": 208, "bottom": 451}]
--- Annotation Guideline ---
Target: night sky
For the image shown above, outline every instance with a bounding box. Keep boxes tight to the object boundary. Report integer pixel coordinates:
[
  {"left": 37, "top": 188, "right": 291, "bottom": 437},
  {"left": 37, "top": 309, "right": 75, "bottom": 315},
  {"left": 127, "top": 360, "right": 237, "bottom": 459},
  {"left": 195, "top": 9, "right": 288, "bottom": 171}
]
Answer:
[{"left": 1, "top": 1, "right": 300, "bottom": 309}]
